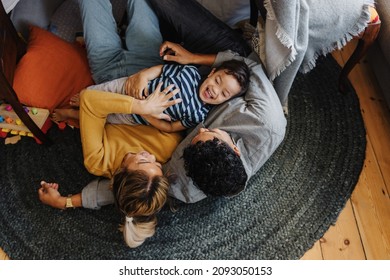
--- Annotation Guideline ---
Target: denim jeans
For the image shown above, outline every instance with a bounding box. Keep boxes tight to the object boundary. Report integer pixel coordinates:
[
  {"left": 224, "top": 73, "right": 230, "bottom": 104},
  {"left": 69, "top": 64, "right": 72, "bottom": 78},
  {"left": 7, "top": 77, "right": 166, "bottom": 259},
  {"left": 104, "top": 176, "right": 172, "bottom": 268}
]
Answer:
[
  {"left": 148, "top": 0, "right": 251, "bottom": 56},
  {"left": 78, "top": 0, "right": 163, "bottom": 84}
]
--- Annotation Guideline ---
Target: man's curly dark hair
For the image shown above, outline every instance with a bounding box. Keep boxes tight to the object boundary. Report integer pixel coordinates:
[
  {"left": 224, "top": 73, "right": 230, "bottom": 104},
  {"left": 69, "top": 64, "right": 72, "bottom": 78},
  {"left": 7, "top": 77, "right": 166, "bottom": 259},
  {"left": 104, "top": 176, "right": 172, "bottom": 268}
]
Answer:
[{"left": 182, "top": 138, "right": 247, "bottom": 197}]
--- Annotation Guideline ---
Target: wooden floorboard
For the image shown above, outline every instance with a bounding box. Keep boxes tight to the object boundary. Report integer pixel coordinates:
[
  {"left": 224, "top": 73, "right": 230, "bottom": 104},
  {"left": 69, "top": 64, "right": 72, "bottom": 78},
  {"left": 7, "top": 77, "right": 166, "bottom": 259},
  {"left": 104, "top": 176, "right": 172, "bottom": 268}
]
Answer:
[
  {"left": 351, "top": 137, "right": 390, "bottom": 259},
  {"left": 301, "top": 240, "right": 323, "bottom": 260},
  {"left": 340, "top": 42, "right": 390, "bottom": 197},
  {"left": 337, "top": 40, "right": 390, "bottom": 260},
  {"left": 302, "top": 39, "right": 390, "bottom": 260},
  {"left": 0, "top": 247, "right": 9, "bottom": 260},
  {"left": 319, "top": 200, "right": 366, "bottom": 259}
]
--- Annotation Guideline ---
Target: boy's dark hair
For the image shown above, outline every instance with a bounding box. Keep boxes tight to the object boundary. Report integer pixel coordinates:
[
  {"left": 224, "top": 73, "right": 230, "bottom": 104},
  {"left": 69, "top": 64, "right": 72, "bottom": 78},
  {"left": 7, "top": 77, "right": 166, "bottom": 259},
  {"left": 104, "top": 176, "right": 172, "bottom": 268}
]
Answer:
[
  {"left": 215, "top": 59, "right": 250, "bottom": 96},
  {"left": 182, "top": 138, "right": 247, "bottom": 197}
]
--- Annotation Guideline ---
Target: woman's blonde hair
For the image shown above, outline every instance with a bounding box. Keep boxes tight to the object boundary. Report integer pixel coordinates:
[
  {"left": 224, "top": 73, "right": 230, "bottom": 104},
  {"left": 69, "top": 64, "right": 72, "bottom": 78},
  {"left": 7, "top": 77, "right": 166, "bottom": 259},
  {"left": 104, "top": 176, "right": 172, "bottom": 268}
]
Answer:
[{"left": 111, "top": 168, "right": 169, "bottom": 248}]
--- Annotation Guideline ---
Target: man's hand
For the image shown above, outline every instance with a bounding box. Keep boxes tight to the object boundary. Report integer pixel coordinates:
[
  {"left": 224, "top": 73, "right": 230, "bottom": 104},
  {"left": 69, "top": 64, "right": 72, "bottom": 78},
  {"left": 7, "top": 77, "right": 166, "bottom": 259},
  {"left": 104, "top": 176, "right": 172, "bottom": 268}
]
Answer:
[
  {"left": 160, "top": 41, "right": 217, "bottom": 66},
  {"left": 160, "top": 41, "right": 196, "bottom": 65}
]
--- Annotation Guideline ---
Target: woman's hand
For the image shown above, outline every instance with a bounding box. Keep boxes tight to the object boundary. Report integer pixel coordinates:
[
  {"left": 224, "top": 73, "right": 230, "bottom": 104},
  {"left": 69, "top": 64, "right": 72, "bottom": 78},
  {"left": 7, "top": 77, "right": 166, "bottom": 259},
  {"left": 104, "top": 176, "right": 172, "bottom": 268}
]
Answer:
[
  {"left": 124, "top": 72, "right": 149, "bottom": 100},
  {"left": 133, "top": 83, "right": 182, "bottom": 116},
  {"left": 38, "top": 181, "right": 66, "bottom": 210},
  {"left": 159, "top": 41, "right": 196, "bottom": 65}
]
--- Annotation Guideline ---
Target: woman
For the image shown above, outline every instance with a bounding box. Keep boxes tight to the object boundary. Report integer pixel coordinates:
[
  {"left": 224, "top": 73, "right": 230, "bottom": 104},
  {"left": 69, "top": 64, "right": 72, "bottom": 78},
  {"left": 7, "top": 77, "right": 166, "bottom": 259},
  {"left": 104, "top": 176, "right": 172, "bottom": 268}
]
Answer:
[{"left": 39, "top": 0, "right": 184, "bottom": 248}]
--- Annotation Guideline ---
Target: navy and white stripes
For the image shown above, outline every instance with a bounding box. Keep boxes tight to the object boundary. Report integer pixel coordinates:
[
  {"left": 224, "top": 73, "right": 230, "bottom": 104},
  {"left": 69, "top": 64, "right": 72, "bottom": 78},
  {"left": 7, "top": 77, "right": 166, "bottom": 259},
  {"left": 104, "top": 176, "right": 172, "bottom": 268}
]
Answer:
[{"left": 133, "top": 64, "right": 210, "bottom": 128}]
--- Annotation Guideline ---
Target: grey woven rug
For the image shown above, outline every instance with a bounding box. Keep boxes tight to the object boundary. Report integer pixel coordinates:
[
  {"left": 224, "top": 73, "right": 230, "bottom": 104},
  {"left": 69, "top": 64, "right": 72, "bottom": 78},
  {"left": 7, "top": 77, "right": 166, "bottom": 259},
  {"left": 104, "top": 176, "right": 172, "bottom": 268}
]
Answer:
[{"left": 0, "top": 56, "right": 366, "bottom": 259}]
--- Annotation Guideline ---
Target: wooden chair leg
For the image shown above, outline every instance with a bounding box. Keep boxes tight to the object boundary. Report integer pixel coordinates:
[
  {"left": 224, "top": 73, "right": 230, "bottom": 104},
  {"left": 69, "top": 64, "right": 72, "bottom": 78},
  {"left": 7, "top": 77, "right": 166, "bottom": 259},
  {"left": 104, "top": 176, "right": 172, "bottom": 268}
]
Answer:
[{"left": 339, "top": 20, "right": 381, "bottom": 93}]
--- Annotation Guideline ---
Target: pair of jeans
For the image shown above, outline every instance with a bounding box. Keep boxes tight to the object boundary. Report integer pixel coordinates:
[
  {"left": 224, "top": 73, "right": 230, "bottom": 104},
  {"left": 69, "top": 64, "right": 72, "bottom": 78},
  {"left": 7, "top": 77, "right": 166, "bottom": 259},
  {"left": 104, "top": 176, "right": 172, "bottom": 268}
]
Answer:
[
  {"left": 148, "top": 0, "right": 251, "bottom": 56},
  {"left": 78, "top": 0, "right": 163, "bottom": 84}
]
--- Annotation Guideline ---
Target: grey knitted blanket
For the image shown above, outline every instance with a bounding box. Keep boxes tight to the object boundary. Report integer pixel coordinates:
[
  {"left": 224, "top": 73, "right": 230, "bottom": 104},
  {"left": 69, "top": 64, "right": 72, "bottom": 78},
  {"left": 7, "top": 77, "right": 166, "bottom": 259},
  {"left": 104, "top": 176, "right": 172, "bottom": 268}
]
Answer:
[{"left": 263, "top": 0, "right": 374, "bottom": 106}]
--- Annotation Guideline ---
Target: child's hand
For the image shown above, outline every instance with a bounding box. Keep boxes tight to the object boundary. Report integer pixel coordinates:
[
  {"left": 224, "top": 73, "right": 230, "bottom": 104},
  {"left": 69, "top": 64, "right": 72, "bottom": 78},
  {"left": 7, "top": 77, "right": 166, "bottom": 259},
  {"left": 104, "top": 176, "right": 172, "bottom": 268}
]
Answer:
[{"left": 124, "top": 72, "right": 148, "bottom": 99}]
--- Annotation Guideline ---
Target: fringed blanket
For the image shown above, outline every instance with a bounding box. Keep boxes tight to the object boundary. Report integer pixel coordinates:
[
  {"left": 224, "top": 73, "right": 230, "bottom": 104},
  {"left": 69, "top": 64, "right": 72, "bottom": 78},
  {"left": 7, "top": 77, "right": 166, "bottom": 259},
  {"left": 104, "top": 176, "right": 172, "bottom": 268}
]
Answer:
[{"left": 263, "top": 0, "right": 374, "bottom": 107}]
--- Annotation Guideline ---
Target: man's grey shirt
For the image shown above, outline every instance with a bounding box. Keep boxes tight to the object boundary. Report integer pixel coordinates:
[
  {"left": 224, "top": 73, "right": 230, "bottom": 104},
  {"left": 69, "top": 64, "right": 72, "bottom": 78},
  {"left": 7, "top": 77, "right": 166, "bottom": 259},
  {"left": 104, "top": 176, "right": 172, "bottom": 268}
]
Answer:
[{"left": 165, "top": 51, "right": 287, "bottom": 203}]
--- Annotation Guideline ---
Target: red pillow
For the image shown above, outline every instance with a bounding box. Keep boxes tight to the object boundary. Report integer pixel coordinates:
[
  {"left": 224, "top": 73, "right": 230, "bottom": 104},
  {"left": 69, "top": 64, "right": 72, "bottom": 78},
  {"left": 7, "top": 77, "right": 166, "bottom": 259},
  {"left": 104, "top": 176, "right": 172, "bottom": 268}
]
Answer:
[{"left": 13, "top": 26, "right": 93, "bottom": 112}]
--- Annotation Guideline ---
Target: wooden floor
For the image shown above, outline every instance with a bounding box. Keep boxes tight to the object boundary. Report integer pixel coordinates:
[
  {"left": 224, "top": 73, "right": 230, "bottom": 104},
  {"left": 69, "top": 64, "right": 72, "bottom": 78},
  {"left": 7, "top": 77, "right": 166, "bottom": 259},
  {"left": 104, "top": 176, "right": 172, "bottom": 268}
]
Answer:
[
  {"left": 1, "top": 39, "right": 389, "bottom": 260},
  {"left": 301, "top": 40, "right": 390, "bottom": 260}
]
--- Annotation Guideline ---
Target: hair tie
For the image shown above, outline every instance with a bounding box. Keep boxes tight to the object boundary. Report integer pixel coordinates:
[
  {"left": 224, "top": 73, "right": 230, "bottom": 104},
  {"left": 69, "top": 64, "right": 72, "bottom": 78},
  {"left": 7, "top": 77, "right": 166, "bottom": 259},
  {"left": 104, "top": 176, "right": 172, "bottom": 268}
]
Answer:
[{"left": 126, "top": 216, "right": 133, "bottom": 223}]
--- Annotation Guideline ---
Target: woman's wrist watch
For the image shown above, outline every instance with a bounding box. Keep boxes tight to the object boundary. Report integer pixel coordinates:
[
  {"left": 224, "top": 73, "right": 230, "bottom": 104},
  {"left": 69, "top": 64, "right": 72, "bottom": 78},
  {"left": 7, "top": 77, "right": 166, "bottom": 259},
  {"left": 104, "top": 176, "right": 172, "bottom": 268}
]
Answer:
[{"left": 65, "top": 195, "right": 74, "bottom": 209}]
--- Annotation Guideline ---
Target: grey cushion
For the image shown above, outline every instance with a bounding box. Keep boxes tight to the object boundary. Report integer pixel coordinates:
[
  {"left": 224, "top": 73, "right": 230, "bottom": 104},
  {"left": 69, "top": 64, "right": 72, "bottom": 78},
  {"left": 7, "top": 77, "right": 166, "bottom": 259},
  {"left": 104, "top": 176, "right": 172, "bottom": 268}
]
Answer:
[
  {"left": 10, "top": 0, "right": 64, "bottom": 40},
  {"left": 50, "top": 0, "right": 126, "bottom": 42}
]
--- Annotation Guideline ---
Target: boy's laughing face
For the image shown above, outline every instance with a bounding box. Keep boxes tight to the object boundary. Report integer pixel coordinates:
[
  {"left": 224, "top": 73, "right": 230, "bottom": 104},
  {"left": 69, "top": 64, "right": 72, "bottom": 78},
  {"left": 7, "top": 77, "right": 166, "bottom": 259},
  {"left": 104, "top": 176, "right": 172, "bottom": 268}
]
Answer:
[{"left": 198, "top": 69, "right": 241, "bottom": 105}]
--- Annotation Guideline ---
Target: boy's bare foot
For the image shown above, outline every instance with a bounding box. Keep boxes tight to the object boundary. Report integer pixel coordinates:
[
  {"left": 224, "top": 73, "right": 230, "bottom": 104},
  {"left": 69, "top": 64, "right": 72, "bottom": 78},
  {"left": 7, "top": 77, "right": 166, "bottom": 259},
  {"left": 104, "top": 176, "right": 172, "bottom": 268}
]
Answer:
[
  {"left": 51, "top": 109, "right": 80, "bottom": 122},
  {"left": 69, "top": 93, "right": 80, "bottom": 107}
]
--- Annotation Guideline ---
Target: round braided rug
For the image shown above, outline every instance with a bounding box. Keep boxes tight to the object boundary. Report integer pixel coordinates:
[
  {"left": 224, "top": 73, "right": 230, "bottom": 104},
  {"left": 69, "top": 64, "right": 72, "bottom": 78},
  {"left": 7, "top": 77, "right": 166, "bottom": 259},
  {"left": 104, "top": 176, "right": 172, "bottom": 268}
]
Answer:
[{"left": 0, "top": 56, "right": 366, "bottom": 259}]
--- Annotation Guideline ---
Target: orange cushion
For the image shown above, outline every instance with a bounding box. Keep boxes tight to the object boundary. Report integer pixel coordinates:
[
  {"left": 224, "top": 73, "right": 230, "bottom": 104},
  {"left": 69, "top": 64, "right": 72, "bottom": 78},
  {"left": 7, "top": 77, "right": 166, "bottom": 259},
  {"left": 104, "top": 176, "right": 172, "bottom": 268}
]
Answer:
[{"left": 13, "top": 25, "right": 93, "bottom": 112}]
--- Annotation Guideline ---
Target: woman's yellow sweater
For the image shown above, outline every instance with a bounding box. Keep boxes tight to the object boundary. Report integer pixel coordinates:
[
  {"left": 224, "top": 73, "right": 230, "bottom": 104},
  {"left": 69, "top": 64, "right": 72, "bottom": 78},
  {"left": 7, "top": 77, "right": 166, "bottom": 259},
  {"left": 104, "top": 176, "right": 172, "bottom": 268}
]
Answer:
[{"left": 79, "top": 89, "right": 183, "bottom": 178}]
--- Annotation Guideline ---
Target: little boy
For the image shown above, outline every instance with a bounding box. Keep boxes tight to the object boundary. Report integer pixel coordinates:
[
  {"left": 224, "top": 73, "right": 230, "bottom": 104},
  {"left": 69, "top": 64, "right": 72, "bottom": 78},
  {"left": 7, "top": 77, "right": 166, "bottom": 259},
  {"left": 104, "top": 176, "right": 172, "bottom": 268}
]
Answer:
[{"left": 53, "top": 59, "right": 250, "bottom": 132}]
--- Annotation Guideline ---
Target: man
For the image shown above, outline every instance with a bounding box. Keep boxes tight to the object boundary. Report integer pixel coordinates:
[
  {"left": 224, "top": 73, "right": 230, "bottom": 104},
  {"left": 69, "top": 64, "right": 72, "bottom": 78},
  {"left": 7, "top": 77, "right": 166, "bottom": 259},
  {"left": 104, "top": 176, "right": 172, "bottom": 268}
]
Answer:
[{"left": 161, "top": 47, "right": 286, "bottom": 203}]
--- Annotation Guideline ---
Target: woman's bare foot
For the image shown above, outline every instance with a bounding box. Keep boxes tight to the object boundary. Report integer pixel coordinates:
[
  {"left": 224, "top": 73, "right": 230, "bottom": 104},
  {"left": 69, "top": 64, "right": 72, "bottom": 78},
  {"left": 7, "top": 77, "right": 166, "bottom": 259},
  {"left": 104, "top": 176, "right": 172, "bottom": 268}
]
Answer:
[
  {"left": 69, "top": 93, "right": 80, "bottom": 107},
  {"left": 51, "top": 109, "right": 80, "bottom": 122}
]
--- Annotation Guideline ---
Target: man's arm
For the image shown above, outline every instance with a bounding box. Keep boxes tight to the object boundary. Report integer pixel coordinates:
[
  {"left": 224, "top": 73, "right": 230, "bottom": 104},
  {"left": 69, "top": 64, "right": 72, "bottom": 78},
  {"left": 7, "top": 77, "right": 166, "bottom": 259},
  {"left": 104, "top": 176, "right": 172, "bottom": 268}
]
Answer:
[{"left": 211, "top": 50, "right": 259, "bottom": 69}]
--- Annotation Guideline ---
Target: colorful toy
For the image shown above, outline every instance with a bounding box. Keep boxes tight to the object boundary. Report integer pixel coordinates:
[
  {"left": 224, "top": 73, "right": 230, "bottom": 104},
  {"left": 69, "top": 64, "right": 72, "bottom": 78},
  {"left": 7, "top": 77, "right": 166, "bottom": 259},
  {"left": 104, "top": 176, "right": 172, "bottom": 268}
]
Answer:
[
  {"left": 31, "top": 108, "right": 38, "bottom": 115},
  {"left": 5, "top": 116, "right": 13, "bottom": 124},
  {"left": 0, "top": 103, "right": 50, "bottom": 142}
]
